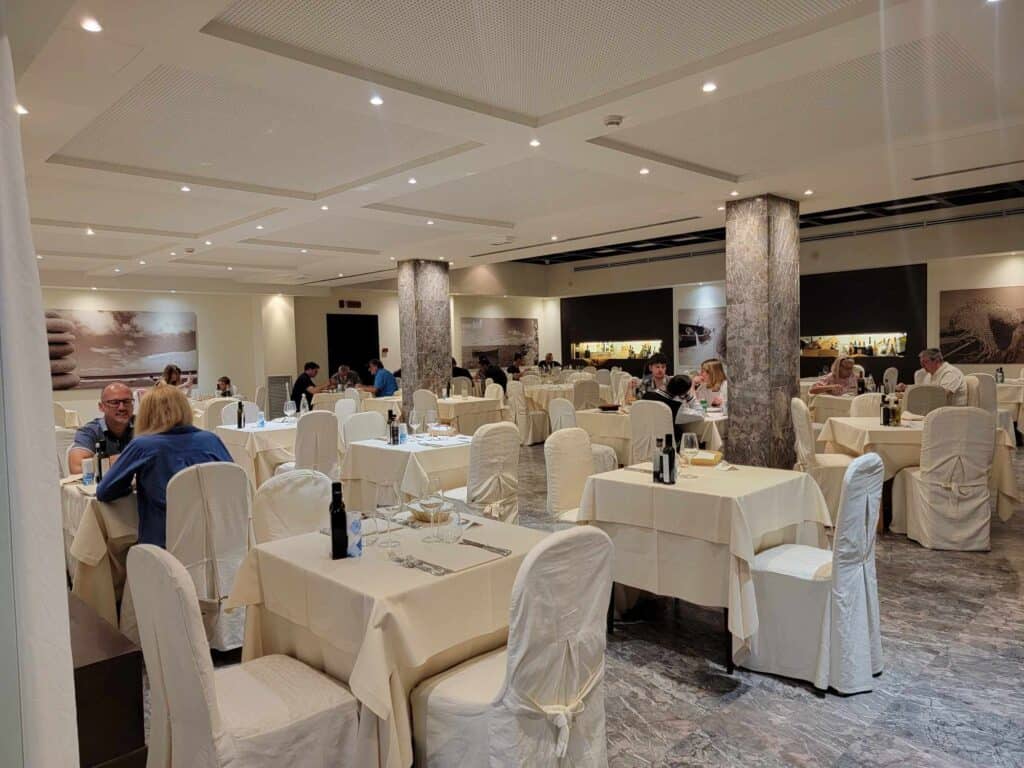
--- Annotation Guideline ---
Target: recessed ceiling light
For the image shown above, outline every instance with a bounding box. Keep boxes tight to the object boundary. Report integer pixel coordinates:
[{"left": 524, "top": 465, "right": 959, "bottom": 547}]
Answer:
[
  {"left": 338, "top": 273, "right": 344, "bottom": 277},
  {"left": 639, "top": 167, "right": 650, "bottom": 175},
  {"left": 408, "top": 177, "right": 417, "bottom": 184},
  {"left": 14, "top": 103, "right": 28, "bottom": 115},
  {"left": 276, "top": 292, "right": 283, "bottom": 297},
  {"left": 427, "top": 219, "right": 434, "bottom": 225},
  {"left": 300, "top": 248, "right": 308, "bottom": 253},
  {"left": 699, "top": 282, "right": 704, "bottom": 286},
  {"left": 804, "top": 189, "right": 814, "bottom": 196},
  {"left": 86, "top": 227, "right": 95, "bottom": 235},
  {"left": 36, "top": 254, "right": 42, "bottom": 260},
  {"left": 138, "top": 260, "right": 146, "bottom": 265},
  {"left": 180, "top": 185, "right": 191, "bottom": 192},
  {"left": 389, "top": 256, "right": 395, "bottom": 261},
  {"left": 986, "top": 0, "right": 1000, "bottom": 4},
  {"left": 702, "top": 81, "right": 717, "bottom": 93},
  {"left": 114, "top": 268, "right": 121, "bottom": 273},
  {"left": 729, "top": 190, "right": 739, "bottom": 197},
  {"left": 170, "top": 289, "right": 176, "bottom": 293},
  {"left": 320, "top": 205, "right": 329, "bottom": 211},
  {"left": 227, "top": 266, "right": 233, "bottom": 271},
  {"left": 170, "top": 251, "right": 176, "bottom": 256},
  {"left": 91, "top": 286, "right": 97, "bottom": 291},
  {"left": 550, "top": 235, "right": 558, "bottom": 241},
  {"left": 256, "top": 224, "right": 264, "bottom": 229},
  {"left": 370, "top": 95, "right": 383, "bottom": 106},
  {"left": 204, "top": 240, "right": 212, "bottom": 245},
  {"left": 80, "top": 17, "right": 102, "bottom": 32},
  {"left": 529, "top": 139, "right": 541, "bottom": 148}
]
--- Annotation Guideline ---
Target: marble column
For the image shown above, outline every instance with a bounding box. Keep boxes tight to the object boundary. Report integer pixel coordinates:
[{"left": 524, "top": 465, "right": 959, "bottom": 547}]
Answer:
[
  {"left": 724, "top": 194, "right": 800, "bottom": 469},
  {"left": 397, "top": 260, "right": 452, "bottom": 415}
]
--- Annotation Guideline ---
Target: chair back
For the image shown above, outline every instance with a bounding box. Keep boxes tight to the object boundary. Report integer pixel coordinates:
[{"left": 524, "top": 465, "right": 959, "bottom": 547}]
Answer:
[
  {"left": 628, "top": 400, "right": 673, "bottom": 464},
  {"left": 498, "top": 527, "right": 612, "bottom": 763},
  {"left": 127, "top": 545, "right": 226, "bottom": 768},
  {"left": 789, "top": 398, "right": 818, "bottom": 470},
  {"left": 53, "top": 401, "right": 69, "bottom": 428},
  {"left": 573, "top": 379, "right": 600, "bottom": 410},
  {"left": 253, "top": 384, "right": 267, "bottom": 414},
  {"left": 611, "top": 371, "right": 632, "bottom": 405},
  {"left": 882, "top": 367, "right": 899, "bottom": 392},
  {"left": 583, "top": 366, "right": 597, "bottom": 376},
  {"left": 849, "top": 393, "right": 882, "bottom": 418},
  {"left": 920, "top": 407, "right": 994, "bottom": 491},
  {"left": 965, "top": 375, "right": 980, "bottom": 408},
  {"left": 547, "top": 398, "right": 577, "bottom": 432},
  {"left": 968, "top": 373, "right": 997, "bottom": 415},
  {"left": 904, "top": 384, "right": 947, "bottom": 416},
  {"left": 810, "top": 394, "right": 851, "bottom": 423},
  {"left": 343, "top": 410, "right": 386, "bottom": 444},
  {"left": 852, "top": 364, "right": 865, "bottom": 379},
  {"left": 334, "top": 397, "right": 358, "bottom": 424},
  {"left": 451, "top": 376, "right": 472, "bottom": 396},
  {"left": 506, "top": 380, "right": 528, "bottom": 416},
  {"left": 520, "top": 374, "right": 541, "bottom": 387},
  {"left": 833, "top": 453, "right": 884, "bottom": 566},
  {"left": 294, "top": 411, "right": 339, "bottom": 479},
  {"left": 343, "top": 388, "right": 362, "bottom": 406},
  {"left": 220, "top": 400, "right": 259, "bottom": 426},
  {"left": 413, "top": 389, "right": 439, "bottom": 415},
  {"left": 465, "top": 422, "right": 521, "bottom": 522},
  {"left": 200, "top": 397, "right": 235, "bottom": 429},
  {"left": 57, "top": 429, "right": 76, "bottom": 477},
  {"left": 567, "top": 372, "right": 588, "bottom": 384},
  {"left": 544, "top": 428, "right": 594, "bottom": 515},
  {"left": 913, "top": 368, "right": 926, "bottom": 385},
  {"left": 253, "top": 469, "right": 331, "bottom": 544},
  {"left": 595, "top": 369, "right": 611, "bottom": 386},
  {"left": 485, "top": 382, "right": 505, "bottom": 403}
]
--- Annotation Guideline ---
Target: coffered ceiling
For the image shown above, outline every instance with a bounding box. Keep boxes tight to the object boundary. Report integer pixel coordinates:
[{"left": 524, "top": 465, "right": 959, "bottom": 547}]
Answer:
[{"left": 10, "top": 0, "right": 1024, "bottom": 294}]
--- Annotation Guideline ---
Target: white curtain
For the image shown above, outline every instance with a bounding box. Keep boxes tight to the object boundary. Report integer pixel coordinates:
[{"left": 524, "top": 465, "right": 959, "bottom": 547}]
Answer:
[{"left": 0, "top": 3, "right": 80, "bottom": 763}]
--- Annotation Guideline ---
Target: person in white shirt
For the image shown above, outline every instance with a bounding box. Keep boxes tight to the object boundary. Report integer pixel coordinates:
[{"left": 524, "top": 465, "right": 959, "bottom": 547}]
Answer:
[
  {"left": 901, "top": 348, "right": 967, "bottom": 405},
  {"left": 692, "top": 358, "right": 728, "bottom": 407}
]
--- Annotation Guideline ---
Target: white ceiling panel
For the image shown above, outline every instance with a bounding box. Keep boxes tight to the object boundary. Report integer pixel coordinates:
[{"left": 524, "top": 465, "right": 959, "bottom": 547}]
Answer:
[
  {"left": 55, "top": 64, "right": 469, "bottom": 194},
  {"left": 31, "top": 227, "right": 174, "bottom": 257},
  {"left": 37, "top": 254, "right": 123, "bottom": 272},
  {"left": 262, "top": 214, "right": 443, "bottom": 252}
]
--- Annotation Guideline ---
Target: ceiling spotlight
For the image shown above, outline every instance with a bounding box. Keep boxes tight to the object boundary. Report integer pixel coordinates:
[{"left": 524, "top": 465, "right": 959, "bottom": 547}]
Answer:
[
  {"left": 804, "top": 189, "right": 814, "bottom": 196},
  {"left": 80, "top": 17, "right": 102, "bottom": 32},
  {"left": 114, "top": 268, "right": 121, "bottom": 273},
  {"left": 717, "top": 205, "right": 725, "bottom": 211},
  {"left": 204, "top": 240, "right": 212, "bottom": 245},
  {"left": 227, "top": 266, "right": 233, "bottom": 271},
  {"left": 170, "top": 289, "right": 176, "bottom": 293},
  {"left": 702, "top": 81, "right": 717, "bottom": 93},
  {"left": 138, "top": 260, "right": 146, "bottom": 265},
  {"left": 427, "top": 219, "right": 434, "bottom": 225},
  {"left": 180, "top": 185, "right": 191, "bottom": 192},
  {"left": 91, "top": 286, "right": 97, "bottom": 291},
  {"left": 36, "top": 254, "right": 42, "bottom": 260},
  {"left": 550, "top": 235, "right": 558, "bottom": 241},
  {"left": 256, "top": 224, "right": 264, "bottom": 229},
  {"left": 86, "top": 227, "right": 95, "bottom": 235},
  {"left": 370, "top": 95, "right": 384, "bottom": 106},
  {"left": 639, "top": 167, "right": 650, "bottom": 175},
  {"left": 170, "top": 251, "right": 177, "bottom": 256},
  {"left": 389, "top": 256, "right": 395, "bottom": 261},
  {"left": 408, "top": 177, "right": 417, "bottom": 184},
  {"left": 320, "top": 205, "right": 329, "bottom": 210},
  {"left": 337, "top": 273, "right": 344, "bottom": 277},
  {"left": 14, "top": 103, "right": 28, "bottom": 115},
  {"left": 729, "top": 190, "right": 739, "bottom": 197},
  {"left": 529, "top": 138, "right": 541, "bottom": 148},
  {"left": 300, "top": 248, "right": 308, "bottom": 253}
]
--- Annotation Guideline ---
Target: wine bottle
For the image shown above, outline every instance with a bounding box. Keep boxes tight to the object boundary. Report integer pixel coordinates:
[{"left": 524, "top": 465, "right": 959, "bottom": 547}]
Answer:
[
  {"left": 388, "top": 410, "right": 399, "bottom": 445},
  {"left": 330, "top": 482, "right": 348, "bottom": 560},
  {"left": 237, "top": 400, "right": 244, "bottom": 429},
  {"left": 662, "top": 433, "right": 677, "bottom": 484},
  {"left": 94, "top": 440, "right": 105, "bottom": 481},
  {"left": 652, "top": 437, "right": 664, "bottom": 483}
]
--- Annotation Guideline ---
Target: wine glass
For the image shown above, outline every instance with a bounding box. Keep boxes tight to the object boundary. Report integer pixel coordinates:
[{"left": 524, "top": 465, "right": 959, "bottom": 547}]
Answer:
[
  {"left": 680, "top": 433, "right": 700, "bottom": 467},
  {"left": 426, "top": 409, "right": 439, "bottom": 438},
  {"left": 374, "top": 482, "right": 401, "bottom": 549},
  {"left": 408, "top": 409, "right": 421, "bottom": 439},
  {"left": 283, "top": 399, "right": 297, "bottom": 421},
  {"left": 419, "top": 478, "right": 444, "bottom": 543}
]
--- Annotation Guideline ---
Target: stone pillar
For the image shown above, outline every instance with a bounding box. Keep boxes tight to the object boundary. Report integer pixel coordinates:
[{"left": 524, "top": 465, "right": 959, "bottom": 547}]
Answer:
[
  {"left": 397, "top": 260, "right": 452, "bottom": 415},
  {"left": 724, "top": 194, "right": 800, "bottom": 468}
]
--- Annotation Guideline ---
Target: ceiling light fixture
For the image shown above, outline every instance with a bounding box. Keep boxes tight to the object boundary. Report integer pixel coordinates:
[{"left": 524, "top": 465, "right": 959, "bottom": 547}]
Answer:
[
  {"left": 729, "top": 190, "right": 739, "bottom": 197},
  {"left": 91, "top": 286, "right": 97, "bottom": 291},
  {"left": 370, "top": 95, "right": 383, "bottom": 106},
  {"left": 138, "top": 260, "right": 146, "bottom": 265},
  {"left": 36, "top": 254, "right": 42, "bottom": 260},
  {"left": 717, "top": 205, "right": 725, "bottom": 211},
  {"left": 256, "top": 224, "right": 264, "bottom": 229},
  {"left": 389, "top": 256, "right": 395, "bottom": 261},
  {"left": 170, "top": 289, "right": 176, "bottom": 293},
  {"left": 170, "top": 251, "right": 176, "bottom": 256},
  {"left": 408, "top": 177, "right": 417, "bottom": 184},
  {"left": 86, "top": 227, "right": 95, "bottom": 235},
  {"left": 338, "top": 273, "right": 344, "bottom": 277},
  {"left": 320, "top": 204, "right": 329, "bottom": 211},
  {"left": 300, "top": 248, "right": 308, "bottom": 253},
  {"left": 204, "top": 240, "right": 212, "bottom": 245},
  {"left": 427, "top": 219, "right": 434, "bottom": 225},
  {"left": 639, "top": 167, "right": 650, "bottom": 175},
  {"left": 227, "top": 266, "right": 233, "bottom": 271},
  {"left": 180, "top": 185, "right": 191, "bottom": 192},
  {"left": 804, "top": 189, "right": 814, "bottom": 196},
  {"left": 114, "top": 268, "right": 121, "bottom": 273},
  {"left": 550, "top": 235, "right": 558, "bottom": 241},
  {"left": 529, "top": 139, "right": 540, "bottom": 148},
  {"left": 702, "top": 81, "right": 717, "bottom": 93},
  {"left": 14, "top": 103, "right": 28, "bottom": 115},
  {"left": 80, "top": 17, "right": 102, "bottom": 32}
]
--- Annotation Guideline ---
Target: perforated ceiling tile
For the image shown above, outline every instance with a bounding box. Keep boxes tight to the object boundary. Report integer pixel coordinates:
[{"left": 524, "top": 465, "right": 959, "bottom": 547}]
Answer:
[
  {"left": 55, "top": 64, "right": 465, "bottom": 194},
  {"left": 213, "top": 0, "right": 859, "bottom": 119},
  {"left": 611, "top": 34, "right": 1005, "bottom": 178}
]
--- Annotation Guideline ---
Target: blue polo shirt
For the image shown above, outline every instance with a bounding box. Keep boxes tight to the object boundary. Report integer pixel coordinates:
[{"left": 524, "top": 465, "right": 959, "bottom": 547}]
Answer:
[
  {"left": 72, "top": 416, "right": 134, "bottom": 454},
  {"left": 373, "top": 368, "right": 398, "bottom": 397},
  {"left": 96, "top": 426, "right": 232, "bottom": 548}
]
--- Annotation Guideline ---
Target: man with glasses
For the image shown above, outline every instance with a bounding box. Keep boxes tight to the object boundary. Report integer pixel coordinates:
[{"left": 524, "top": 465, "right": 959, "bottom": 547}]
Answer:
[{"left": 68, "top": 381, "right": 136, "bottom": 474}]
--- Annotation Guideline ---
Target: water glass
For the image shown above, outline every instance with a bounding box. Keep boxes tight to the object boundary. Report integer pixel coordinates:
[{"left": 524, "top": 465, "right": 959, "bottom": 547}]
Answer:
[
  {"left": 283, "top": 400, "right": 297, "bottom": 420},
  {"left": 408, "top": 409, "right": 421, "bottom": 438},
  {"left": 374, "top": 483, "right": 401, "bottom": 549},
  {"left": 426, "top": 409, "right": 439, "bottom": 437},
  {"left": 420, "top": 479, "right": 444, "bottom": 543},
  {"left": 680, "top": 433, "right": 700, "bottom": 467}
]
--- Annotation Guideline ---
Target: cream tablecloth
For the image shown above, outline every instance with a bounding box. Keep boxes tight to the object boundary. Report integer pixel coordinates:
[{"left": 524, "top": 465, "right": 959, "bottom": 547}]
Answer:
[
  {"left": 311, "top": 391, "right": 349, "bottom": 411},
  {"left": 808, "top": 394, "right": 853, "bottom": 423},
  {"left": 819, "top": 415, "right": 1019, "bottom": 520},
  {"left": 339, "top": 436, "right": 471, "bottom": 512},
  {"left": 216, "top": 421, "right": 296, "bottom": 489},
  {"left": 579, "top": 464, "right": 830, "bottom": 655},
  {"left": 575, "top": 407, "right": 726, "bottom": 464},
  {"left": 225, "top": 517, "right": 548, "bottom": 768},
  {"left": 524, "top": 383, "right": 573, "bottom": 411},
  {"left": 363, "top": 394, "right": 403, "bottom": 419},
  {"left": 997, "top": 382, "right": 1023, "bottom": 423},
  {"left": 436, "top": 396, "right": 504, "bottom": 435}
]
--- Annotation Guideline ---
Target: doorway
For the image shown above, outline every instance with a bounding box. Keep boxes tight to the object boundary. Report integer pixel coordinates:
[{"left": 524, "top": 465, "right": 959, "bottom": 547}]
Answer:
[{"left": 326, "top": 314, "right": 380, "bottom": 385}]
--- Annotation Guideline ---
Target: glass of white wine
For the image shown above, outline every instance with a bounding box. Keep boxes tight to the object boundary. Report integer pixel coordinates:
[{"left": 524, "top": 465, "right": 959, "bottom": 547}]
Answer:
[{"left": 680, "top": 433, "right": 700, "bottom": 470}]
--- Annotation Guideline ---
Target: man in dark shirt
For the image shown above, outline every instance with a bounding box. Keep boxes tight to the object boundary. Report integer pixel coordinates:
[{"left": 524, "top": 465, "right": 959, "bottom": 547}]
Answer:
[
  {"left": 291, "top": 361, "right": 328, "bottom": 409},
  {"left": 477, "top": 356, "right": 508, "bottom": 391},
  {"left": 506, "top": 352, "right": 524, "bottom": 380},
  {"left": 69, "top": 381, "right": 136, "bottom": 473},
  {"left": 451, "top": 357, "right": 472, "bottom": 380},
  {"left": 538, "top": 352, "right": 561, "bottom": 370}
]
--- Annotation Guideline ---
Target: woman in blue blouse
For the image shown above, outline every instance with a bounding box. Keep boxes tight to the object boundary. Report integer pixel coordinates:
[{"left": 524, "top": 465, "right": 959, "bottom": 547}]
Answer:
[{"left": 97, "top": 383, "right": 233, "bottom": 547}]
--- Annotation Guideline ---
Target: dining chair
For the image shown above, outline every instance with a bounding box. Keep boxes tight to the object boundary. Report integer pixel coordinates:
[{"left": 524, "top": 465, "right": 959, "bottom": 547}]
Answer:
[
  {"left": 628, "top": 400, "right": 673, "bottom": 465},
  {"left": 444, "top": 422, "right": 521, "bottom": 523},
  {"left": 892, "top": 407, "right": 995, "bottom": 551},
  {"left": 544, "top": 427, "right": 607, "bottom": 522},
  {"left": 882, "top": 367, "right": 899, "bottom": 392},
  {"left": 413, "top": 388, "right": 439, "bottom": 415},
  {"left": 253, "top": 384, "right": 267, "bottom": 414},
  {"left": 507, "top": 380, "right": 549, "bottom": 446},
  {"left": 411, "top": 526, "right": 612, "bottom": 767},
  {"left": 274, "top": 411, "right": 339, "bottom": 480},
  {"left": 913, "top": 368, "right": 926, "bottom": 385},
  {"left": 220, "top": 400, "right": 260, "bottom": 426},
  {"left": 127, "top": 545, "right": 358, "bottom": 768},
  {"left": 903, "top": 384, "right": 947, "bottom": 416},
  {"left": 200, "top": 397, "right": 236, "bottom": 430},
  {"left": 584, "top": 365, "right": 598, "bottom": 376},
  {"left": 343, "top": 411, "right": 386, "bottom": 444},
  {"left": 334, "top": 397, "right": 358, "bottom": 424},
  {"left": 595, "top": 369, "right": 611, "bottom": 386},
  {"left": 547, "top": 397, "right": 577, "bottom": 432},
  {"left": 520, "top": 373, "right": 541, "bottom": 387},
  {"left": 573, "top": 379, "right": 601, "bottom": 410},
  {"left": 742, "top": 453, "right": 884, "bottom": 693},
  {"left": 484, "top": 382, "right": 505, "bottom": 403},
  {"left": 451, "top": 376, "right": 472, "bottom": 395},
  {"left": 849, "top": 393, "right": 882, "bottom": 418},
  {"left": 52, "top": 401, "right": 70, "bottom": 428},
  {"left": 791, "top": 398, "right": 853, "bottom": 524},
  {"left": 254, "top": 469, "right": 331, "bottom": 544}
]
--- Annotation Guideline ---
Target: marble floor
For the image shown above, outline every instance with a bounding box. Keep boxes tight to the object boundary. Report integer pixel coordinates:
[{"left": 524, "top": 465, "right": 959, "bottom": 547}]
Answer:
[{"left": 515, "top": 442, "right": 1024, "bottom": 767}]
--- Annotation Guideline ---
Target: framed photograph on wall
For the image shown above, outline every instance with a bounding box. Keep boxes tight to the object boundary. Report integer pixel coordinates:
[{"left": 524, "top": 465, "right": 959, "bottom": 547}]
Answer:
[
  {"left": 459, "top": 317, "right": 539, "bottom": 368},
  {"left": 677, "top": 306, "right": 726, "bottom": 370},
  {"left": 939, "top": 286, "right": 1024, "bottom": 363}
]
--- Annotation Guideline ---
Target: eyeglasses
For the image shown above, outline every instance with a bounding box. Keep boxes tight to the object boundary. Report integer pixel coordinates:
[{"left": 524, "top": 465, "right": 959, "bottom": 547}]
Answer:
[{"left": 102, "top": 398, "right": 133, "bottom": 407}]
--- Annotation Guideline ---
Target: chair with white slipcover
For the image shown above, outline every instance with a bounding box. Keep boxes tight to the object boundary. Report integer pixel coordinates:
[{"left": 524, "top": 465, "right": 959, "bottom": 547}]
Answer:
[
  {"left": 220, "top": 400, "right": 260, "bottom": 426},
  {"left": 411, "top": 526, "right": 612, "bottom": 767},
  {"left": 742, "top": 452, "right": 884, "bottom": 693},
  {"left": 544, "top": 428, "right": 608, "bottom": 522},
  {"left": 451, "top": 376, "right": 472, "bottom": 396},
  {"left": 892, "top": 407, "right": 995, "bottom": 551},
  {"left": 56, "top": 428, "right": 76, "bottom": 478},
  {"left": 913, "top": 368, "right": 926, "bottom": 385},
  {"left": 573, "top": 379, "right": 601, "bottom": 410},
  {"left": 971, "top": 372, "right": 1016, "bottom": 437},
  {"left": 583, "top": 365, "right": 597, "bottom": 376},
  {"left": 852, "top": 364, "right": 865, "bottom": 379},
  {"left": 611, "top": 371, "right": 633, "bottom": 405},
  {"left": 413, "top": 388, "right": 439, "bottom": 416},
  {"left": 343, "top": 410, "right": 386, "bottom": 445},
  {"left": 903, "top": 384, "right": 947, "bottom": 416},
  {"left": 566, "top": 372, "right": 588, "bottom": 384},
  {"left": 520, "top": 374, "right": 541, "bottom": 388},
  {"left": 595, "top": 369, "right": 611, "bottom": 386},
  {"left": 274, "top": 411, "right": 339, "bottom": 480},
  {"left": 485, "top": 382, "right": 505, "bottom": 403},
  {"left": 127, "top": 545, "right": 358, "bottom": 768},
  {"left": 254, "top": 470, "right": 331, "bottom": 544},
  {"left": 444, "top": 422, "right": 521, "bottom": 522},
  {"left": 849, "top": 393, "right": 882, "bottom": 418},
  {"left": 965, "top": 375, "right": 981, "bottom": 409},
  {"left": 253, "top": 384, "right": 267, "bottom": 415},
  {"left": 809, "top": 394, "right": 851, "bottom": 424},
  {"left": 334, "top": 398, "right": 358, "bottom": 432},
  {"left": 792, "top": 398, "right": 853, "bottom": 524},
  {"left": 882, "top": 367, "right": 899, "bottom": 392},
  {"left": 200, "top": 397, "right": 235, "bottom": 430},
  {"left": 53, "top": 401, "right": 70, "bottom": 428},
  {"left": 547, "top": 397, "right": 577, "bottom": 432},
  {"left": 343, "top": 387, "right": 362, "bottom": 406},
  {"left": 628, "top": 400, "right": 674, "bottom": 465},
  {"left": 507, "top": 380, "right": 549, "bottom": 446}
]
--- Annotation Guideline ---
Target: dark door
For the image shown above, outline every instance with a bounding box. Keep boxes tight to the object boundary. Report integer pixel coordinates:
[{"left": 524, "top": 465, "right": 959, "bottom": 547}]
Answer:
[{"left": 326, "top": 313, "right": 380, "bottom": 385}]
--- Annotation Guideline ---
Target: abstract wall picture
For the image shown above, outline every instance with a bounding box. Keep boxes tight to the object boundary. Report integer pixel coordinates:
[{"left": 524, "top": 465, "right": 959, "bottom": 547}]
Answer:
[
  {"left": 677, "top": 306, "right": 726, "bottom": 369},
  {"left": 939, "top": 286, "right": 1024, "bottom": 363},
  {"left": 460, "top": 317, "right": 539, "bottom": 368},
  {"left": 46, "top": 308, "right": 197, "bottom": 389}
]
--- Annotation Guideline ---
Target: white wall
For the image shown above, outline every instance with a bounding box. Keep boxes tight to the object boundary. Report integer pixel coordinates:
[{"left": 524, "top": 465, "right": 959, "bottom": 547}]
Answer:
[
  {"left": 293, "top": 290, "right": 402, "bottom": 376},
  {"left": 672, "top": 282, "right": 726, "bottom": 372},
  {"left": 450, "top": 294, "right": 561, "bottom": 365}
]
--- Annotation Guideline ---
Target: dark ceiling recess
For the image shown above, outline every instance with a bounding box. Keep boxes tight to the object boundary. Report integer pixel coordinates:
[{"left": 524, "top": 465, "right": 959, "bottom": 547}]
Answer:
[{"left": 515, "top": 179, "right": 1024, "bottom": 266}]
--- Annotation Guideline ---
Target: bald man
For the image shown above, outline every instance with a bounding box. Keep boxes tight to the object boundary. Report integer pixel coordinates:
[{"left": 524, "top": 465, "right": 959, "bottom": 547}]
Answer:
[{"left": 68, "top": 381, "right": 136, "bottom": 474}]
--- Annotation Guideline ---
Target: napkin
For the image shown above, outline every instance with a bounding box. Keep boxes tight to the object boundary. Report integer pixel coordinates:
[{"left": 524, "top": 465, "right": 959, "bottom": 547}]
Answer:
[{"left": 715, "top": 461, "right": 738, "bottom": 471}]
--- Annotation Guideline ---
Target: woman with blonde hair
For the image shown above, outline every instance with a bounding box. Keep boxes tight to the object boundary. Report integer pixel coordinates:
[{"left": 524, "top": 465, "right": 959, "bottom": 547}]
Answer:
[
  {"left": 693, "top": 358, "right": 728, "bottom": 407},
  {"left": 809, "top": 355, "right": 859, "bottom": 396},
  {"left": 96, "top": 384, "right": 232, "bottom": 547}
]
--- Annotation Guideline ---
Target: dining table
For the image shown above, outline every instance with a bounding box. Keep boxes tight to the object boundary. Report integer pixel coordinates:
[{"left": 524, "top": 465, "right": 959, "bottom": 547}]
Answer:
[
  {"left": 997, "top": 380, "right": 1024, "bottom": 423},
  {"left": 575, "top": 406, "right": 727, "bottom": 464},
  {"left": 216, "top": 421, "right": 297, "bottom": 489},
  {"left": 226, "top": 511, "right": 548, "bottom": 768},
  {"left": 436, "top": 395, "right": 504, "bottom": 435}
]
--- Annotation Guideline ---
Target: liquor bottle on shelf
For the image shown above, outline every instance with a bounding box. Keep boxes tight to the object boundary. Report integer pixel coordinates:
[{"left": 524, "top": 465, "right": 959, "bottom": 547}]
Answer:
[{"left": 329, "top": 481, "right": 348, "bottom": 560}]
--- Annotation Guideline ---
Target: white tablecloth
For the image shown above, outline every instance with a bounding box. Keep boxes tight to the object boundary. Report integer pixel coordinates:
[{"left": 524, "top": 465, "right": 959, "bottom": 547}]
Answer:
[
  {"left": 808, "top": 394, "right": 853, "bottom": 423},
  {"left": 436, "top": 396, "right": 504, "bottom": 435},
  {"left": 579, "top": 464, "right": 830, "bottom": 654},
  {"left": 226, "top": 517, "right": 548, "bottom": 768},
  {"left": 818, "top": 416, "right": 1019, "bottom": 521},
  {"left": 524, "top": 383, "right": 573, "bottom": 411},
  {"left": 574, "top": 407, "right": 726, "bottom": 464},
  {"left": 311, "top": 391, "right": 349, "bottom": 411},
  {"left": 363, "top": 394, "right": 403, "bottom": 419},
  {"left": 216, "top": 421, "right": 296, "bottom": 489},
  {"left": 997, "top": 382, "right": 1024, "bottom": 423},
  {"left": 339, "top": 437, "right": 472, "bottom": 512}
]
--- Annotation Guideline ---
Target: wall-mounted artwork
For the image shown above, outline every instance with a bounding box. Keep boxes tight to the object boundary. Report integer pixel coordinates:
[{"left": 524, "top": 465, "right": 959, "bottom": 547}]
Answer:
[
  {"left": 678, "top": 306, "right": 726, "bottom": 369},
  {"left": 939, "top": 286, "right": 1024, "bottom": 363},
  {"left": 460, "top": 317, "right": 539, "bottom": 368},
  {"left": 46, "top": 308, "right": 198, "bottom": 390}
]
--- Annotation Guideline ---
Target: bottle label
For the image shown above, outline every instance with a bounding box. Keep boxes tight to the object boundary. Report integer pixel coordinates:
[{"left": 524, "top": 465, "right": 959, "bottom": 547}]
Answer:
[{"left": 347, "top": 512, "right": 363, "bottom": 558}]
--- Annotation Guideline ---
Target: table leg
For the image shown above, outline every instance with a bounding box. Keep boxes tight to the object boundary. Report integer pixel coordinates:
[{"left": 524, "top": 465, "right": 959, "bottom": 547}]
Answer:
[{"left": 723, "top": 608, "right": 733, "bottom": 674}]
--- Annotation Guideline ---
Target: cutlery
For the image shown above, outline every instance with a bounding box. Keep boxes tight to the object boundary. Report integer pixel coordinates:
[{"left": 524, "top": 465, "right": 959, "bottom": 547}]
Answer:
[{"left": 460, "top": 539, "right": 511, "bottom": 557}]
